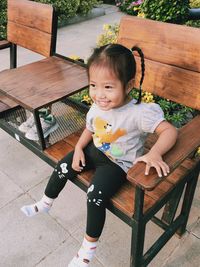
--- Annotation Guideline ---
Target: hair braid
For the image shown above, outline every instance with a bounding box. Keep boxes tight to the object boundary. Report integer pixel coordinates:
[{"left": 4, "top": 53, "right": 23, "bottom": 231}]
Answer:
[{"left": 131, "top": 46, "right": 145, "bottom": 104}]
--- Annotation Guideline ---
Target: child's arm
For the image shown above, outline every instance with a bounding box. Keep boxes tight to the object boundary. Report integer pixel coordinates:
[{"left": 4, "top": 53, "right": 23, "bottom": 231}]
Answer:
[
  {"left": 134, "top": 121, "right": 178, "bottom": 177},
  {"left": 72, "top": 128, "right": 93, "bottom": 172}
]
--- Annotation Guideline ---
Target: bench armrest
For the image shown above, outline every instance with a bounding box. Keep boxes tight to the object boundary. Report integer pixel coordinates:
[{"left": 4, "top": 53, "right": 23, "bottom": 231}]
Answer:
[{"left": 127, "top": 115, "right": 200, "bottom": 191}]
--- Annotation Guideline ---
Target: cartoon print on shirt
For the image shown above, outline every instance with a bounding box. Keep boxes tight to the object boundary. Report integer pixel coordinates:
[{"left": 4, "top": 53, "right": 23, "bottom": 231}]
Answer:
[
  {"left": 93, "top": 117, "right": 127, "bottom": 157},
  {"left": 87, "top": 184, "right": 103, "bottom": 207},
  {"left": 54, "top": 163, "right": 68, "bottom": 179}
]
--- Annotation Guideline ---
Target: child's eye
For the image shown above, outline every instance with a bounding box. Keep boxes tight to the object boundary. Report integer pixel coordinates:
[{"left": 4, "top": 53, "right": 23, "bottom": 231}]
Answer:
[
  {"left": 105, "top": 85, "right": 113, "bottom": 90},
  {"left": 89, "top": 83, "right": 95, "bottom": 88}
]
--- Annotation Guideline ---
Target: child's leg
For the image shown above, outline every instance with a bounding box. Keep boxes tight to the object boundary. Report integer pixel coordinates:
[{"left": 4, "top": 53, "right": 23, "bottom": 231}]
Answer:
[
  {"left": 69, "top": 162, "right": 126, "bottom": 266},
  {"left": 21, "top": 150, "right": 78, "bottom": 217}
]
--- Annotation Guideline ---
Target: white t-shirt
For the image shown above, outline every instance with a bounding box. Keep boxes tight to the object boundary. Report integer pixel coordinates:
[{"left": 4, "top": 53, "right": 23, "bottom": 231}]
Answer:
[{"left": 86, "top": 99, "right": 165, "bottom": 172}]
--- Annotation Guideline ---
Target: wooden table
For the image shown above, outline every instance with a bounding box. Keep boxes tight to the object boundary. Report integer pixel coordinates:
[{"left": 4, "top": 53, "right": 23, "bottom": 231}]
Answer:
[
  {"left": 0, "top": 55, "right": 88, "bottom": 111},
  {"left": 0, "top": 55, "right": 89, "bottom": 149}
]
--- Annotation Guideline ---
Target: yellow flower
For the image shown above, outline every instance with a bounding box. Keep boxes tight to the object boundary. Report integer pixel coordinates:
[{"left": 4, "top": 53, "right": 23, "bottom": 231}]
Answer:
[
  {"left": 103, "top": 24, "right": 110, "bottom": 31},
  {"left": 107, "top": 30, "right": 113, "bottom": 36},
  {"left": 69, "top": 55, "right": 80, "bottom": 61},
  {"left": 141, "top": 91, "right": 155, "bottom": 103},
  {"left": 196, "top": 147, "right": 200, "bottom": 157},
  {"left": 81, "top": 95, "right": 93, "bottom": 105},
  {"left": 137, "top": 12, "right": 145, "bottom": 18}
]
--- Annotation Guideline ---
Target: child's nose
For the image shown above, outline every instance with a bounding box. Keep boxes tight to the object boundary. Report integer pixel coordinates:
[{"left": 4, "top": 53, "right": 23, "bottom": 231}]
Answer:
[{"left": 96, "top": 89, "right": 105, "bottom": 98}]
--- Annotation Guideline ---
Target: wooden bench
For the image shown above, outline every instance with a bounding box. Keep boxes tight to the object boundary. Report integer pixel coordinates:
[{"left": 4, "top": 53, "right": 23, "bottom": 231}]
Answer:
[
  {"left": 0, "top": 39, "right": 18, "bottom": 113},
  {"left": 0, "top": 1, "right": 200, "bottom": 266}
]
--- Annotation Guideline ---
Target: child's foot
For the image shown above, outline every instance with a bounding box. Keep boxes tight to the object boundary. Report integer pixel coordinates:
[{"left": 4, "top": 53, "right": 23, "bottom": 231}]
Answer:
[
  {"left": 21, "top": 195, "right": 53, "bottom": 217},
  {"left": 68, "top": 238, "right": 97, "bottom": 267}
]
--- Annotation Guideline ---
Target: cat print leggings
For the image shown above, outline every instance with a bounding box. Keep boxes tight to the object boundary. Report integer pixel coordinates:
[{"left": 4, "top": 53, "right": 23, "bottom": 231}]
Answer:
[{"left": 45, "top": 141, "right": 127, "bottom": 238}]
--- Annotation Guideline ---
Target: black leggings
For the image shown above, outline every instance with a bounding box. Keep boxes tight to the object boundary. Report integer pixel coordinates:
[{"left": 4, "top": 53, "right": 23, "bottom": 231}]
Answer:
[{"left": 45, "top": 142, "right": 127, "bottom": 238}]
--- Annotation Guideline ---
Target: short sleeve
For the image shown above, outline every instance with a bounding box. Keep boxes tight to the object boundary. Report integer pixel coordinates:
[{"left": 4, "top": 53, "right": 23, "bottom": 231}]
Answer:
[
  {"left": 138, "top": 103, "right": 165, "bottom": 133},
  {"left": 86, "top": 104, "right": 95, "bottom": 132}
]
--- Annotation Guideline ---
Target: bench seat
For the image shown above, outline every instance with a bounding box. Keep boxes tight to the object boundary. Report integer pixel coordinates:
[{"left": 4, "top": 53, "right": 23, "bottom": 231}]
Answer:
[
  {"left": 0, "top": 40, "right": 11, "bottom": 50},
  {"left": 0, "top": 93, "right": 19, "bottom": 113},
  {"left": 44, "top": 131, "right": 198, "bottom": 218}
]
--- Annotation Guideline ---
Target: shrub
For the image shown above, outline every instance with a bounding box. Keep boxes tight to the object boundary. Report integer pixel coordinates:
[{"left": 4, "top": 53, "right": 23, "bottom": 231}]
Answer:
[
  {"left": 140, "top": 0, "right": 190, "bottom": 24},
  {"left": 97, "top": 23, "right": 119, "bottom": 46},
  {"left": 0, "top": 10, "right": 7, "bottom": 40},
  {"left": 78, "top": 0, "right": 100, "bottom": 15},
  {"left": 186, "top": 19, "right": 200, "bottom": 27},
  {"left": 117, "top": 0, "right": 144, "bottom": 16},
  {"left": 34, "top": 0, "right": 80, "bottom": 18}
]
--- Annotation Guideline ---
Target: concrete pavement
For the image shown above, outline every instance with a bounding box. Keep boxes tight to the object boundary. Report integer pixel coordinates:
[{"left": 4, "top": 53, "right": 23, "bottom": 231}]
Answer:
[{"left": 0, "top": 4, "right": 200, "bottom": 267}]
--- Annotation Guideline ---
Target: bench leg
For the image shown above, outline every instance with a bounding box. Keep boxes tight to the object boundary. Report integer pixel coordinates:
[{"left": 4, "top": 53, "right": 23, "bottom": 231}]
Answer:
[
  {"left": 10, "top": 43, "right": 17, "bottom": 69},
  {"left": 176, "top": 168, "right": 199, "bottom": 237},
  {"left": 130, "top": 186, "right": 146, "bottom": 267},
  {"left": 161, "top": 184, "right": 185, "bottom": 225}
]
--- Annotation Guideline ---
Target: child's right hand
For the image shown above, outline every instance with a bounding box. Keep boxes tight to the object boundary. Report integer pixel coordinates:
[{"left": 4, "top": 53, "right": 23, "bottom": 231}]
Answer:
[{"left": 72, "top": 146, "right": 86, "bottom": 172}]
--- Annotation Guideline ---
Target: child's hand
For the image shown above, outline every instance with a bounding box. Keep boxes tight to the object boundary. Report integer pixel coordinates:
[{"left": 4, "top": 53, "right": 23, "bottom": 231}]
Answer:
[
  {"left": 72, "top": 146, "right": 86, "bottom": 172},
  {"left": 134, "top": 151, "right": 170, "bottom": 178}
]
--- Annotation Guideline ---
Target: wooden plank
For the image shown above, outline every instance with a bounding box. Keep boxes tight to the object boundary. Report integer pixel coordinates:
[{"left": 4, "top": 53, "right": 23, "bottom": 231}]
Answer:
[
  {"left": 118, "top": 16, "right": 200, "bottom": 72},
  {"left": 133, "top": 56, "right": 200, "bottom": 110},
  {"left": 7, "top": 0, "right": 53, "bottom": 33},
  {"left": 0, "top": 57, "right": 88, "bottom": 110},
  {"left": 0, "top": 93, "right": 18, "bottom": 109},
  {"left": 0, "top": 40, "right": 11, "bottom": 50},
  {"left": 7, "top": 21, "right": 52, "bottom": 57},
  {"left": 44, "top": 140, "right": 73, "bottom": 162},
  {"left": 127, "top": 115, "right": 200, "bottom": 190},
  {"left": 0, "top": 102, "right": 10, "bottom": 113}
]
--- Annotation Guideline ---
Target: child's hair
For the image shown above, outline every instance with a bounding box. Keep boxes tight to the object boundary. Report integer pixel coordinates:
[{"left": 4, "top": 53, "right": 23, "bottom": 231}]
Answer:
[{"left": 87, "top": 43, "right": 145, "bottom": 104}]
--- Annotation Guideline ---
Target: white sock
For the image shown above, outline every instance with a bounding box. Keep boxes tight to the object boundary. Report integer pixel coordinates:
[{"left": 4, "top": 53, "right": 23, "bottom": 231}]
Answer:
[
  {"left": 68, "top": 237, "right": 97, "bottom": 267},
  {"left": 21, "top": 195, "right": 53, "bottom": 217}
]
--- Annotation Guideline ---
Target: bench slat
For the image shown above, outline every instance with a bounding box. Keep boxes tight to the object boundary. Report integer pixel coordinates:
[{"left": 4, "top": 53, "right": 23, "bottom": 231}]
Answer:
[
  {"left": 134, "top": 57, "right": 200, "bottom": 110},
  {"left": 118, "top": 16, "right": 200, "bottom": 72},
  {"left": 0, "top": 40, "right": 11, "bottom": 50},
  {"left": 8, "top": 0, "right": 53, "bottom": 33},
  {"left": 7, "top": 21, "right": 52, "bottom": 57},
  {"left": 0, "top": 93, "right": 18, "bottom": 109},
  {"left": 7, "top": 0, "right": 54, "bottom": 57}
]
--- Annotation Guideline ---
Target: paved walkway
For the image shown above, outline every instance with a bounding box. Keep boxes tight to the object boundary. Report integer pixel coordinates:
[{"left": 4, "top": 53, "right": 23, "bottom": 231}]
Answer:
[{"left": 0, "top": 4, "right": 199, "bottom": 267}]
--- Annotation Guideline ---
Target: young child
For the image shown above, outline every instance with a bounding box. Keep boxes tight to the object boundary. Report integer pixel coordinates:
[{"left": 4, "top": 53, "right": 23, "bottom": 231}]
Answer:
[{"left": 21, "top": 44, "right": 177, "bottom": 266}]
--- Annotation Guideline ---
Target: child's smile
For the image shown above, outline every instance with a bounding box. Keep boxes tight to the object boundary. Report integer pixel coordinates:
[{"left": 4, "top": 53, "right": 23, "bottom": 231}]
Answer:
[{"left": 89, "top": 65, "right": 128, "bottom": 111}]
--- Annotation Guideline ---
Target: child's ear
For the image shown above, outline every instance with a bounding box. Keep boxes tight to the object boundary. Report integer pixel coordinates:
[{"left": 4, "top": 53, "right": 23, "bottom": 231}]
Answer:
[{"left": 126, "top": 78, "right": 135, "bottom": 94}]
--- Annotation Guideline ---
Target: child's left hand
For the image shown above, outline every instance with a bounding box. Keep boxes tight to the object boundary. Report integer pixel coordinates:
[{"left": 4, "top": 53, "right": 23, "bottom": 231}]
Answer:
[{"left": 134, "top": 151, "right": 170, "bottom": 178}]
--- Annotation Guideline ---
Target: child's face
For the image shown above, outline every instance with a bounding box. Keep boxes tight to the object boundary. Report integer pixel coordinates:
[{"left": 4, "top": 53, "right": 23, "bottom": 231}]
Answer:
[{"left": 89, "top": 65, "right": 129, "bottom": 111}]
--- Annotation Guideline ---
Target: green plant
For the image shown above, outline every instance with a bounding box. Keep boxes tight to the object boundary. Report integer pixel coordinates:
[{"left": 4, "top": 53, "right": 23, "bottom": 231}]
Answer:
[
  {"left": 141, "top": 0, "right": 190, "bottom": 24},
  {"left": 78, "top": 0, "right": 100, "bottom": 15},
  {"left": 117, "top": 0, "right": 144, "bottom": 16},
  {"left": 186, "top": 19, "right": 200, "bottom": 27},
  {"left": 0, "top": 0, "right": 7, "bottom": 40},
  {"left": 35, "top": 0, "right": 80, "bottom": 18},
  {"left": 97, "top": 23, "right": 119, "bottom": 46}
]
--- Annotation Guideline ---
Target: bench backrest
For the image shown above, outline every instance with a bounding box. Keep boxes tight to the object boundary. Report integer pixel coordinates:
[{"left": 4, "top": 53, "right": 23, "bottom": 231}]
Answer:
[
  {"left": 7, "top": 0, "right": 57, "bottom": 57},
  {"left": 118, "top": 16, "right": 200, "bottom": 110}
]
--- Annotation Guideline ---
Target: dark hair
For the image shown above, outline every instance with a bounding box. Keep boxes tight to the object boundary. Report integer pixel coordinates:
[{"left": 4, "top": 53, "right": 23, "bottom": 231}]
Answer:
[{"left": 87, "top": 43, "right": 145, "bottom": 104}]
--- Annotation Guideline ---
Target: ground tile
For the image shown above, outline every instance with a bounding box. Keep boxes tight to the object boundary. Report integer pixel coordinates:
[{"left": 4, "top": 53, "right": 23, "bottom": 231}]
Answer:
[
  {"left": 28, "top": 178, "right": 87, "bottom": 235},
  {"left": 36, "top": 236, "right": 103, "bottom": 267},
  {"left": 0, "top": 169, "right": 23, "bottom": 208},
  {"left": 163, "top": 229, "right": 200, "bottom": 267},
  {"left": 0, "top": 130, "right": 52, "bottom": 191},
  {"left": 0, "top": 194, "right": 68, "bottom": 267}
]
